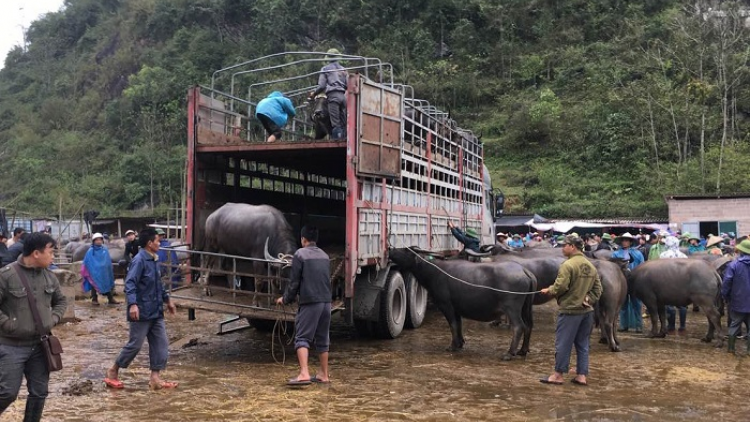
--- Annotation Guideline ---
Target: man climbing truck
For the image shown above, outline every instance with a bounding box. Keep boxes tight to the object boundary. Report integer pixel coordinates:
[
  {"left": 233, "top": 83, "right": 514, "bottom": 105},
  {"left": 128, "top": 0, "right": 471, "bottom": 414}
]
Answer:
[{"left": 172, "top": 51, "right": 496, "bottom": 339}]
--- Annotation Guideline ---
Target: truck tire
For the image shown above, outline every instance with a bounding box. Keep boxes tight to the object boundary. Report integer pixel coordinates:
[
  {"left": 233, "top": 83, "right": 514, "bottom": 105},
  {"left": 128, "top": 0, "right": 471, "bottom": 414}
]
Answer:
[
  {"left": 404, "top": 273, "right": 428, "bottom": 329},
  {"left": 376, "top": 270, "right": 407, "bottom": 339}
]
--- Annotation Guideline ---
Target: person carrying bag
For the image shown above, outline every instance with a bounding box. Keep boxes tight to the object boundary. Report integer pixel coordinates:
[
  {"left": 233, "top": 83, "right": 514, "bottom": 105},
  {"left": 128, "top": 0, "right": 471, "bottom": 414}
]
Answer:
[{"left": 0, "top": 232, "right": 68, "bottom": 422}]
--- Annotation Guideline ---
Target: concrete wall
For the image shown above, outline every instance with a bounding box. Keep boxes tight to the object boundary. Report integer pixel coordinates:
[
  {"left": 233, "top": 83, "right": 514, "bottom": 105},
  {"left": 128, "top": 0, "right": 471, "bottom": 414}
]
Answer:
[{"left": 667, "top": 197, "right": 750, "bottom": 235}]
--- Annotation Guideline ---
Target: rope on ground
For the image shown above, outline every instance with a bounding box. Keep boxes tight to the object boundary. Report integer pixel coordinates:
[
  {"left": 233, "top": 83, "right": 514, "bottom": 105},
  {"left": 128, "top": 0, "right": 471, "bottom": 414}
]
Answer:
[{"left": 403, "top": 245, "right": 543, "bottom": 295}]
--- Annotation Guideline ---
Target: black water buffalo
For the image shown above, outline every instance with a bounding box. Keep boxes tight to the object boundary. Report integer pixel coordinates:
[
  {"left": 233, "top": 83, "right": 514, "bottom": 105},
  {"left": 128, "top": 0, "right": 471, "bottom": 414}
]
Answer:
[
  {"left": 308, "top": 94, "right": 332, "bottom": 139},
  {"left": 495, "top": 252, "right": 627, "bottom": 352},
  {"left": 630, "top": 259, "right": 724, "bottom": 345},
  {"left": 388, "top": 247, "right": 536, "bottom": 360},
  {"left": 203, "top": 203, "right": 297, "bottom": 303},
  {"left": 492, "top": 255, "right": 565, "bottom": 305},
  {"left": 591, "top": 259, "right": 628, "bottom": 352}
]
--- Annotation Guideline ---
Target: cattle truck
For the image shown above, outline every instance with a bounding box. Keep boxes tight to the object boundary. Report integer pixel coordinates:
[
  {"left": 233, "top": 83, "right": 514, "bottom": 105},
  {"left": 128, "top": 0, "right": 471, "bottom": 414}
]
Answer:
[{"left": 173, "top": 52, "right": 495, "bottom": 339}]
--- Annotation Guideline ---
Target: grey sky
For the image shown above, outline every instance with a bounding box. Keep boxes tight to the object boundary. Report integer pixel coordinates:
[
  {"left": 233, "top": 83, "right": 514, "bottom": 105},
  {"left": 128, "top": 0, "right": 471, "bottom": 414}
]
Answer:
[{"left": 0, "top": 0, "right": 65, "bottom": 68}]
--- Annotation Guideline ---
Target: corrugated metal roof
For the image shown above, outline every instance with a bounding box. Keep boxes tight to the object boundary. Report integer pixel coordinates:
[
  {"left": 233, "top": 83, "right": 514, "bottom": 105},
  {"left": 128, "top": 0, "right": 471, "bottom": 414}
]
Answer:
[
  {"left": 666, "top": 193, "right": 750, "bottom": 200},
  {"left": 547, "top": 217, "right": 668, "bottom": 224}
]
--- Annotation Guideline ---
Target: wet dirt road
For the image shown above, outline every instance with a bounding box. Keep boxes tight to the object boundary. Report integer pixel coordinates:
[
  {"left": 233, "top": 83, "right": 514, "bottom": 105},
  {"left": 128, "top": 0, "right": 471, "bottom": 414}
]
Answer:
[{"left": 4, "top": 296, "right": 750, "bottom": 422}]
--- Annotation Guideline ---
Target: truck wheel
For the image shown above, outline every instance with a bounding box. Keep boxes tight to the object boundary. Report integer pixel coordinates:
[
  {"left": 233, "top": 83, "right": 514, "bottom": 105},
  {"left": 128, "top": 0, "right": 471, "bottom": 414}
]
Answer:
[
  {"left": 404, "top": 273, "right": 428, "bottom": 329},
  {"left": 376, "top": 270, "right": 406, "bottom": 339}
]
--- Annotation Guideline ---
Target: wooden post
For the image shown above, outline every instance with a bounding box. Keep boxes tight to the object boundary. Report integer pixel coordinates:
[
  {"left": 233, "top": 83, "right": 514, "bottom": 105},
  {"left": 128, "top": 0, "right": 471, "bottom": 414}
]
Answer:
[{"left": 117, "top": 219, "right": 122, "bottom": 238}]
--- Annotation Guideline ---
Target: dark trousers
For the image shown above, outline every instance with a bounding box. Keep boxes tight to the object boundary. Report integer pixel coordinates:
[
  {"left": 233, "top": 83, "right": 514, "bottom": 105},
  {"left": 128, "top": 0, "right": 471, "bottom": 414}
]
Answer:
[
  {"left": 555, "top": 312, "right": 594, "bottom": 375},
  {"left": 115, "top": 319, "right": 169, "bottom": 371},
  {"left": 666, "top": 306, "right": 687, "bottom": 330},
  {"left": 294, "top": 302, "right": 331, "bottom": 353},
  {"left": 0, "top": 343, "right": 49, "bottom": 413},
  {"left": 728, "top": 311, "right": 750, "bottom": 338},
  {"left": 327, "top": 91, "right": 346, "bottom": 136},
  {"left": 257, "top": 114, "right": 282, "bottom": 139}
]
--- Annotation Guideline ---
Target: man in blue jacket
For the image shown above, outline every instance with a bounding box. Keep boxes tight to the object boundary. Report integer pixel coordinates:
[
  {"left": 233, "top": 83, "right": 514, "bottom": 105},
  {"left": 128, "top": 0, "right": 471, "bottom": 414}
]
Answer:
[
  {"left": 105, "top": 228, "right": 178, "bottom": 390},
  {"left": 613, "top": 233, "right": 645, "bottom": 333},
  {"left": 255, "top": 91, "right": 296, "bottom": 143},
  {"left": 722, "top": 239, "right": 750, "bottom": 355}
]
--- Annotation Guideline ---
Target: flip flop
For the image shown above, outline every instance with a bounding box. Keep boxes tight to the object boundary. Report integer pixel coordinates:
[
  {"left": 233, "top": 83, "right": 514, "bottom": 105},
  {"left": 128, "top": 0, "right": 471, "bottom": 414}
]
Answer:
[
  {"left": 571, "top": 379, "right": 588, "bottom": 386},
  {"left": 310, "top": 375, "right": 331, "bottom": 384},
  {"left": 104, "top": 378, "right": 124, "bottom": 389},
  {"left": 287, "top": 377, "right": 312, "bottom": 386},
  {"left": 539, "top": 378, "right": 564, "bottom": 385},
  {"left": 149, "top": 381, "right": 179, "bottom": 390}
]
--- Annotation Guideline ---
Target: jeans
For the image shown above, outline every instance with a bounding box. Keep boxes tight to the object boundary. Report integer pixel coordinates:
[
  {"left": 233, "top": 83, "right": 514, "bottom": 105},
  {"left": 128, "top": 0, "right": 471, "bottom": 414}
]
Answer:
[
  {"left": 618, "top": 295, "right": 643, "bottom": 330},
  {"left": 0, "top": 343, "right": 49, "bottom": 413},
  {"left": 666, "top": 306, "right": 687, "bottom": 330},
  {"left": 554, "top": 312, "right": 594, "bottom": 375},
  {"left": 115, "top": 319, "right": 169, "bottom": 371}
]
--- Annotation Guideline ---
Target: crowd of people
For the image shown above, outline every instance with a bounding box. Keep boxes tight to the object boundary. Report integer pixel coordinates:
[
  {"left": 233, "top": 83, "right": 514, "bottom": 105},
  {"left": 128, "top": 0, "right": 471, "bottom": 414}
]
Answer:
[{"left": 494, "top": 229, "right": 739, "bottom": 255}]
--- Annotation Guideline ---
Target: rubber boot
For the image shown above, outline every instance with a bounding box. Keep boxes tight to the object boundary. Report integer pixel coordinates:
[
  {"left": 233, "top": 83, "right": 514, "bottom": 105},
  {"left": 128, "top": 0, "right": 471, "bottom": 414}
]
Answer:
[
  {"left": 728, "top": 336, "right": 736, "bottom": 354},
  {"left": 23, "top": 398, "right": 45, "bottom": 422},
  {"left": 106, "top": 292, "right": 120, "bottom": 305}
]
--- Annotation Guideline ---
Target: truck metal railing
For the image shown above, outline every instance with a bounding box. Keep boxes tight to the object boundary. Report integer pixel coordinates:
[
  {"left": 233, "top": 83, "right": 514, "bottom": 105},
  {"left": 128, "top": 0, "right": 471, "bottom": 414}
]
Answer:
[{"left": 158, "top": 246, "right": 292, "bottom": 315}]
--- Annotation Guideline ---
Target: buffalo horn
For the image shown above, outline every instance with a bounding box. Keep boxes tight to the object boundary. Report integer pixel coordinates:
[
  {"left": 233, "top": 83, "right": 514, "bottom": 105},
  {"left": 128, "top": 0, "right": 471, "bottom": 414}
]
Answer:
[{"left": 264, "top": 238, "right": 280, "bottom": 262}]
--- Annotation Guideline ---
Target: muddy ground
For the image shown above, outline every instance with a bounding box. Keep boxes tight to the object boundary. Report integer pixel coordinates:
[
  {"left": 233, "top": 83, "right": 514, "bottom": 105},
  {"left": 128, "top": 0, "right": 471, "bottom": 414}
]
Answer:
[{"left": 3, "top": 292, "right": 750, "bottom": 422}]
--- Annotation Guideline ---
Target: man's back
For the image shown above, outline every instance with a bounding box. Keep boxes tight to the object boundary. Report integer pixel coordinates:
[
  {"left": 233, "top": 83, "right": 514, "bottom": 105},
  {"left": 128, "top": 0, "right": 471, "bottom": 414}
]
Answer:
[
  {"left": 318, "top": 62, "right": 347, "bottom": 93},
  {"left": 285, "top": 246, "right": 331, "bottom": 305}
]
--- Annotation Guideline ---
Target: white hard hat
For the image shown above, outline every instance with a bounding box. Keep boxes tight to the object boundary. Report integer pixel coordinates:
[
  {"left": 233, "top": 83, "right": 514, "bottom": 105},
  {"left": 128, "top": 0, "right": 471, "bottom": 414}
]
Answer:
[{"left": 92, "top": 233, "right": 104, "bottom": 241}]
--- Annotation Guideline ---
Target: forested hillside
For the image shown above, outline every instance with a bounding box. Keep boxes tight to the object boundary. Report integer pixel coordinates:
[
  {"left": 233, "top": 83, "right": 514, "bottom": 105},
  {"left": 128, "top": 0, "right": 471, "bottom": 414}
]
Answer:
[{"left": 1, "top": 0, "right": 749, "bottom": 218}]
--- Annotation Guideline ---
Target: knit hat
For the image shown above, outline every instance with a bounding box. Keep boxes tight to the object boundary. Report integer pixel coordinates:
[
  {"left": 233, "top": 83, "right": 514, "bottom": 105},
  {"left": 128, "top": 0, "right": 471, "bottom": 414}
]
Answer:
[
  {"left": 465, "top": 228, "right": 479, "bottom": 239},
  {"left": 737, "top": 239, "right": 750, "bottom": 255}
]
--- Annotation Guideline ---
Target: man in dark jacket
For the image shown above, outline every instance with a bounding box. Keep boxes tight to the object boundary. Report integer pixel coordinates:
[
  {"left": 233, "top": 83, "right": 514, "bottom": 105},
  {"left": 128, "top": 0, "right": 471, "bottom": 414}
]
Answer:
[
  {"left": 123, "top": 229, "right": 139, "bottom": 266},
  {"left": 2, "top": 232, "right": 27, "bottom": 267},
  {"left": 105, "top": 228, "right": 177, "bottom": 390},
  {"left": 276, "top": 226, "right": 331, "bottom": 385},
  {"left": 0, "top": 232, "right": 68, "bottom": 422},
  {"left": 447, "top": 221, "right": 481, "bottom": 253},
  {"left": 310, "top": 48, "right": 348, "bottom": 139},
  {"left": 722, "top": 239, "right": 750, "bottom": 356},
  {"left": 0, "top": 233, "right": 8, "bottom": 265}
]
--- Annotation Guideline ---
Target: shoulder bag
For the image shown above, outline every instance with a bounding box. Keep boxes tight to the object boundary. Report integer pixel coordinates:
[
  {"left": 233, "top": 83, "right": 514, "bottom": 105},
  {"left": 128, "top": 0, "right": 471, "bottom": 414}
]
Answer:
[{"left": 12, "top": 263, "right": 64, "bottom": 372}]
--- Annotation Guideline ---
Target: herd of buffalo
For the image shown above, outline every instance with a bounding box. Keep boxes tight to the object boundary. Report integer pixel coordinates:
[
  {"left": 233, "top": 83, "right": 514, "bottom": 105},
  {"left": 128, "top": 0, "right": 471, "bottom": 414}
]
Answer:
[
  {"left": 59, "top": 202, "right": 731, "bottom": 364},
  {"left": 388, "top": 243, "right": 730, "bottom": 360}
]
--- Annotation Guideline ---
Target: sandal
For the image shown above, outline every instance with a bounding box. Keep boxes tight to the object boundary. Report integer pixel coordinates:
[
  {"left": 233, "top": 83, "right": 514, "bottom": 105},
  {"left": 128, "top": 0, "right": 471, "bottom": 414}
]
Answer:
[
  {"left": 149, "top": 381, "right": 179, "bottom": 390},
  {"left": 104, "top": 378, "right": 125, "bottom": 389}
]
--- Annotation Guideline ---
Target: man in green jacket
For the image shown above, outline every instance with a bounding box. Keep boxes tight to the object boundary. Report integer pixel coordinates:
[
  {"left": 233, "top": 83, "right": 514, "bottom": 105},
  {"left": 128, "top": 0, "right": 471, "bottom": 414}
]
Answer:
[
  {"left": 0, "top": 232, "right": 68, "bottom": 422},
  {"left": 540, "top": 235, "right": 602, "bottom": 386}
]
